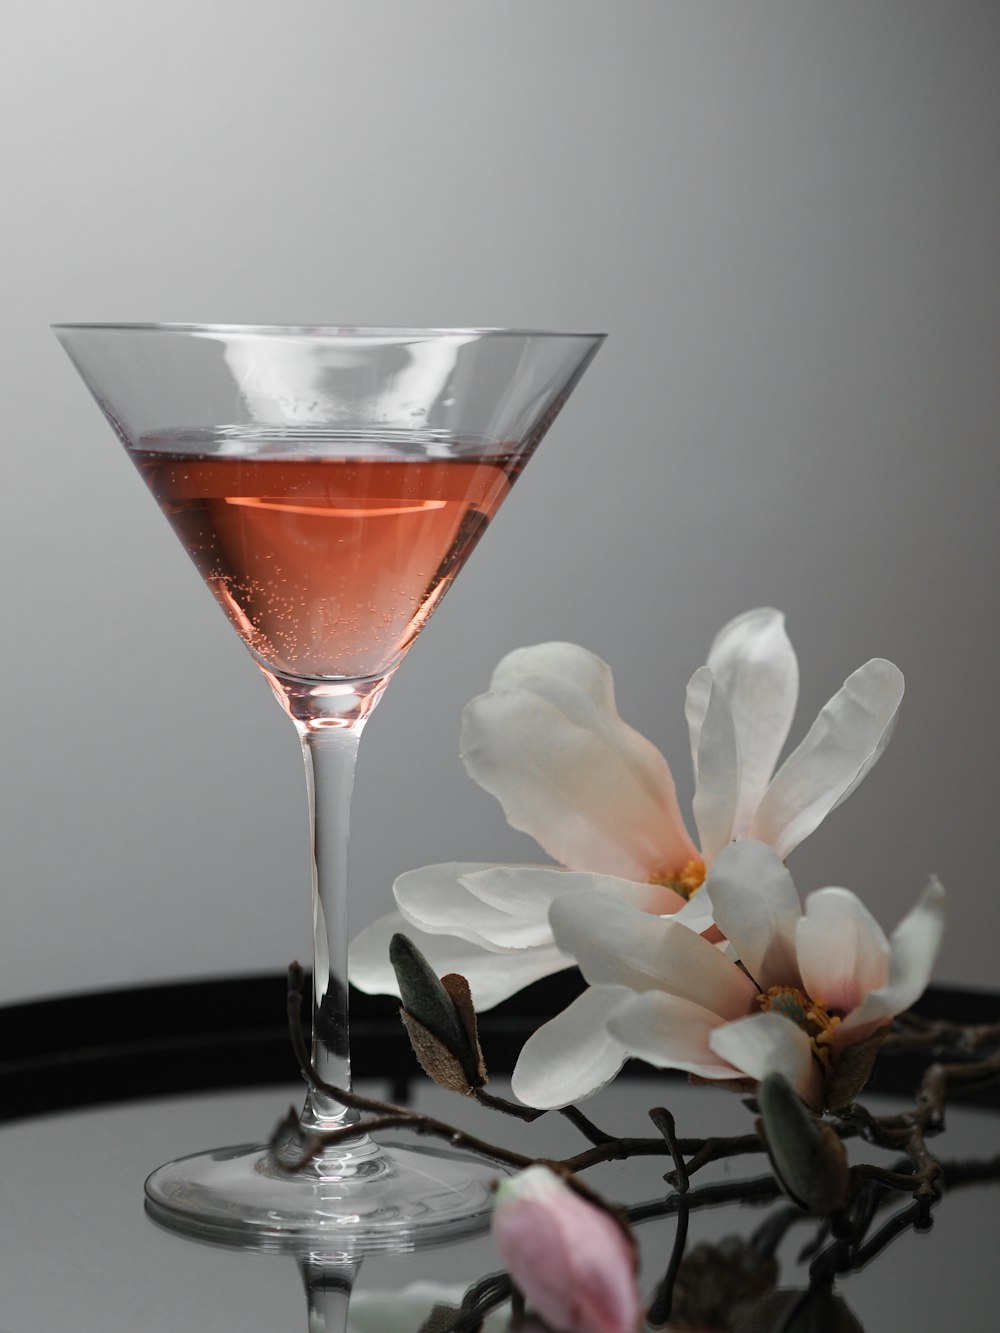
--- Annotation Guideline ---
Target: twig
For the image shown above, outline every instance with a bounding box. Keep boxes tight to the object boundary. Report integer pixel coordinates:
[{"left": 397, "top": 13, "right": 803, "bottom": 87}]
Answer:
[
  {"left": 558, "top": 1103, "right": 617, "bottom": 1146},
  {"left": 271, "top": 1104, "right": 538, "bottom": 1175},
  {"left": 649, "top": 1106, "right": 689, "bottom": 1193},
  {"left": 626, "top": 1173, "right": 783, "bottom": 1224},
  {"left": 665, "top": 1133, "right": 762, "bottom": 1187},
  {"left": 471, "top": 1087, "right": 546, "bottom": 1122},
  {"left": 849, "top": 1163, "right": 921, "bottom": 1193},
  {"left": 883, "top": 1013, "right": 1000, "bottom": 1056},
  {"left": 645, "top": 1197, "right": 689, "bottom": 1327},
  {"left": 809, "top": 1197, "right": 929, "bottom": 1284},
  {"left": 830, "top": 1046, "right": 1000, "bottom": 1227},
  {"left": 472, "top": 1087, "right": 615, "bottom": 1146}
]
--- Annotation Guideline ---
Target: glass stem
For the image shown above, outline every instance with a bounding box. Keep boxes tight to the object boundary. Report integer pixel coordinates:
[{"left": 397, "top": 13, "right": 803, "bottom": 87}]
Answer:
[{"left": 298, "top": 723, "right": 365, "bottom": 1132}]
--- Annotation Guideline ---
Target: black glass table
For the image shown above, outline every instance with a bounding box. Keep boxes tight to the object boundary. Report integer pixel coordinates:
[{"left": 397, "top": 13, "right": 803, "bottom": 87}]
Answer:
[{"left": 2, "top": 976, "right": 997, "bottom": 1331}]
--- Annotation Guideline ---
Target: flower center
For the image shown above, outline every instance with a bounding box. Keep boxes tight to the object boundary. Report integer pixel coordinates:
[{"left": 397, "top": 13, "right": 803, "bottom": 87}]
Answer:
[
  {"left": 757, "top": 986, "right": 841, "bottom": 1067},
  {"left": 650, "top": 857, "right": 707, "bottom": 900}
]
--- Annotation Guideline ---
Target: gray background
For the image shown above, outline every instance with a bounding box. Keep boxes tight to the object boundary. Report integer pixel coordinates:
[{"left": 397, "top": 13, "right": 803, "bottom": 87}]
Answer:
[{"left": 2, "top": 0, "right": 998, "bottom": 1005}]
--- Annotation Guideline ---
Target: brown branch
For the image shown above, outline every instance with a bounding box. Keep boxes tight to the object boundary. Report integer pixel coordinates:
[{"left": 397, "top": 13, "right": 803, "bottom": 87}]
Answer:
[
  {"left": 271, "top": 1103, "right": 539, "bottom": 1175},
  {"left": 849, "top": 1163, "right": 924, "bottom": 1193},
  {"left": 883, "top": 1012, "right": 1000, "bottom": 1056},
  {"left": 649, "top": 1106, "right": 690, "bottom": 1193},
  {"left": 841, "top": 1047, "right": 1000, "bottom": 1210},
  {"left": 645, "top": 1195, "right": 689, "bottom": 1327},
  {"left": 277, "top": 964, "right": 1000, "bottom": 1237},
  {"left": 558, "top": 1104, "right": 617, "bottom": 1146},
  {"left": 471, "top": 1087, "right": 615, "bottom": 1146},
  {"left": 471, "top": 1087, "right": 546, "bottom": 1122},
  {"left": 664, "top": 1133, "right": 763, "bottom": 1187}
]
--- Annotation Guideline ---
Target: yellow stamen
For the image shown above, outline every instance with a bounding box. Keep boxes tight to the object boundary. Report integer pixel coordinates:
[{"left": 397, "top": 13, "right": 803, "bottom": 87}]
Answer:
[
  {"left": 757, "top": 986, "right": 842, "bottom": 1068},
  {"left": 649, "top": 857, "right": 707, "bottom": 900}
]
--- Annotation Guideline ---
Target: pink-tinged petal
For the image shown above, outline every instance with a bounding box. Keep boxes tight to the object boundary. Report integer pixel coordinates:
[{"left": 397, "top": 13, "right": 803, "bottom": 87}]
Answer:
[
  {"left": 492, "top": 1166, "right": 641, "bottom": 1333},
  {"left": 394, "top": 863, "right": 553, "bottom": 950},
  {"left": 707, "top": 841, "right": 802, "bottom": 993},
  {"left": 461, "top": 865, "right": 687, "bottom": 922},
  {"left": 797, "top": 888, "right": 889, "bottom": 1016},
  {"left": 709, "top": 1013, "right": 824, "bottom": 1108},
  {"left": 511, "top": 987, "right": 631, "bottom": 1108},
  {"left": 706, "top": 608, "right": 799, "bottom": 837},
  {"left": 687, "top": 667, "right": 740, "bottom": 863},
  {"left": 838, "top": 878, "right": 946, "bottom": 1041},
  {"left": 750, "top": 659, "right": 905, "bottom": 860},
  {"left": 461, "top": 643, "right": 698, "bottom": 880},
  {"left": 548, "top": 892, "right": 756, "bottom": 1017},
  {"left": 607, "top": 991, "right": 742, "bottom": 1079},
  {"left": 348, "top": 912, "right": 571, "bottom": 1011}
]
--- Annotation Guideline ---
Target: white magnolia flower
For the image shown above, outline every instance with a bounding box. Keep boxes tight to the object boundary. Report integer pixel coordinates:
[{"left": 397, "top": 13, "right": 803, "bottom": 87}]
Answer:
[
  {"left": 517, "top": 839, "right": 945, "bottom": 1110},
  {"left": 350, "top": 608, "right": 904, "bottom": 1023}
]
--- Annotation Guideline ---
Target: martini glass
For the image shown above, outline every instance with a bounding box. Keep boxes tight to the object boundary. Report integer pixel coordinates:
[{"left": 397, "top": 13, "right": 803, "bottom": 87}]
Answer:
[{"left": 54, "top": 324, "right": 604, "bottom": 1248}]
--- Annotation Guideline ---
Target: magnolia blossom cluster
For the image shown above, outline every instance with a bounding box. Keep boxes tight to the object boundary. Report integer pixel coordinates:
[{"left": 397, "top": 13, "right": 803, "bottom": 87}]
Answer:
[{"left": 351, "top": 608, "right": 945, "bottom": 1112}]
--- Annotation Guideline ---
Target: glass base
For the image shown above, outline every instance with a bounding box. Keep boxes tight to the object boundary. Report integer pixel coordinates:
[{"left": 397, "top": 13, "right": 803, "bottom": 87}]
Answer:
[{"left": 144, "top": 1133, "right": 506, "bottom": 1254}]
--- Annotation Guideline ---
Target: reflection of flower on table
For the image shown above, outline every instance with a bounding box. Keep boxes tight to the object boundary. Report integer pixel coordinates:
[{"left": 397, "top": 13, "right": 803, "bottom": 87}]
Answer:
[{"left": 345, "top": 1280, "right": 508, "bottom": 1331}]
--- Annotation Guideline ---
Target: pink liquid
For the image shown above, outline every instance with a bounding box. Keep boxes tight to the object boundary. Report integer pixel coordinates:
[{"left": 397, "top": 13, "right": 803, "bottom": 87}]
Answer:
[{"left": 133, "top": 448, "right": 522, "bottom": 680}]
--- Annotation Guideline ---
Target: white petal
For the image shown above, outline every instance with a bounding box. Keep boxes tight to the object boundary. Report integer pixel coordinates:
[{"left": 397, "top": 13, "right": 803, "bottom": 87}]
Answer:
[
  {"left": 548, "top": 892, "right": 756, "bottom": 1018},
  {"left": 796, "top": 888, "right": 889, "bottom": 1016},
  {"left": 462, "top": 865, "right": 687, "bottom": 920},
  {"left": 348, "top": 912, "right": 572, "bottom": 1011},
  {"left": 394, "top": 863, "right": 553, "bottom": 950},
  {"left": 670, "top": 887, "right": 717, "bottom": 934},
  {"left": 750, "top": 659, "right": 905, "bottom": 859},
  {"left": 709, "top": 1012, "right": 824, "bottom": 1106},
  {"left": 707, "top": 841, "right": 802, "bottom": 992},
  {"left": 684, "top": 664, "right": 712, "bottom": 788},
  {"left": 461, "top": 643, "right": 697, "bottom": 880},
  {"left": 607, "top": 991, "right": 740, "bottom": 1079},
  {"left": 706, "top": 608, "right": 799, "bottom": 836},
  {"left": 510, "top": 986, "right": 630, "bottom": 1108},
  {"left": 687, "top": 668, "right": 740, "bottom": 863},
  {"left": 838, "top": 878, "right": 946, "bottom": 1038},
  {"left": 488, "top": 641, "right": 627, "bottom": 721}
]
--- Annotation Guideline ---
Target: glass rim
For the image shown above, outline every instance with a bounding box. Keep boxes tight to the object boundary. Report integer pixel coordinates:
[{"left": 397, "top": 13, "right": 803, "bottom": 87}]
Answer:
[{"left": 50, "top": 321, "right": 607, "bottom": 340}]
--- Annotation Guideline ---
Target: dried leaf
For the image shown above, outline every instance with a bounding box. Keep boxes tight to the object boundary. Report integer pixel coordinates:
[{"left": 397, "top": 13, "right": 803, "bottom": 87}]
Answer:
[
  {"left": 390, "top": 934, "right": 484, "bottom": 1087},
  {"left": 441, "top": 972, "right": 488, "bottom": 1088},
  {"left": 400, "top": 1009, "right": 476, "bottom": 1095},
  {"left": 825, "top": 1025, "right": 890, "bottom": 1109}
]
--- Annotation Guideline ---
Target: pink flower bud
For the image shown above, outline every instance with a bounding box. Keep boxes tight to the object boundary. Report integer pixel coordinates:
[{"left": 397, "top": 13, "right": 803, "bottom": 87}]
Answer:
[{"left": 491, "top": 1166, "right": 641, "bottom": 1333}]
